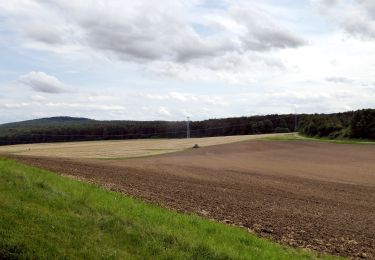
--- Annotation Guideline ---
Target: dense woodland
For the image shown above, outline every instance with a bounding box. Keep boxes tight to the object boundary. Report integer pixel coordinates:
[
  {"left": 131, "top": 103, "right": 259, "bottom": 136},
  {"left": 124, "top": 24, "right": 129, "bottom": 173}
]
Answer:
[
  {"left": 0, "top": 115, "right": 295, "bottom": 145},
  {"left": 0, "top": 109, "right": 373, "bottom": 145},
  {"left": 298, "top": 109, "right": 375, "bottom": 140}
]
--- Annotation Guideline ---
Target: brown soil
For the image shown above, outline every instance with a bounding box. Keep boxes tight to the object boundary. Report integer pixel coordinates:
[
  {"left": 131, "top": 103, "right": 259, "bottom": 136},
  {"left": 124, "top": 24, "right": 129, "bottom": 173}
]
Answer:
[{"left": 10, "top": 141, "right": 375, "bottom": 259}]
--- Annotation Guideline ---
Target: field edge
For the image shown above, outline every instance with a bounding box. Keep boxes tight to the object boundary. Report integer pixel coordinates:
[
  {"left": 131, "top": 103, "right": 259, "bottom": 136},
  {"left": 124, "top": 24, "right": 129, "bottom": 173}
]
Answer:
[{"left": 260, "top": 133, "right": 375, "bottom": 145}]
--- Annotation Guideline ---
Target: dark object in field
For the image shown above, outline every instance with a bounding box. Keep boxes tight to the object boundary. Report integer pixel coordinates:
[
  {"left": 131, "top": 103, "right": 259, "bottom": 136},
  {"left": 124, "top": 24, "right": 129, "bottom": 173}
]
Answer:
[{"left": 192, "top": 144, "right": 200, "bottom": 149}]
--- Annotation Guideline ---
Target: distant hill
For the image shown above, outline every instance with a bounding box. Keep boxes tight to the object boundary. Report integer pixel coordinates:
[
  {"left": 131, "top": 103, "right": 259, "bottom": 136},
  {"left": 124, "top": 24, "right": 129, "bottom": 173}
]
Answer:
[{"left": 0, "top": 116, "right": 95, "bottom": 128}]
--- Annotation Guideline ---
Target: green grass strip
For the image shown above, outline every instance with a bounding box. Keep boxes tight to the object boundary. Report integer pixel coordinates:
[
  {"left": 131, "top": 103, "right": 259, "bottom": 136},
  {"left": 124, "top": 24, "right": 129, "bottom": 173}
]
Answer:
[
  {"left": 0, "top": 157, "right": 336, "bottom": 259},
  {"left": 260, "top": 133, "right": 375, "bottom": 145}
]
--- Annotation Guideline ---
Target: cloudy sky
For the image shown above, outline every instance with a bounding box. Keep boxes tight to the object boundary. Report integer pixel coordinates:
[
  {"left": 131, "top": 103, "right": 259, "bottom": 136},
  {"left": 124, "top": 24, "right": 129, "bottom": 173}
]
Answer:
[{"left": 0, "top": 0, "right": 374, "bottom": 123}]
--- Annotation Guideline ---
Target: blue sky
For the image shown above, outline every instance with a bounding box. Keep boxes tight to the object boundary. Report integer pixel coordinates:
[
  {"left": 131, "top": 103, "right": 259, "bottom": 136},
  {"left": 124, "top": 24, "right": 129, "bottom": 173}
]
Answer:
[{"left": 0, "top": 0, "right": 374, "bottom": 123}]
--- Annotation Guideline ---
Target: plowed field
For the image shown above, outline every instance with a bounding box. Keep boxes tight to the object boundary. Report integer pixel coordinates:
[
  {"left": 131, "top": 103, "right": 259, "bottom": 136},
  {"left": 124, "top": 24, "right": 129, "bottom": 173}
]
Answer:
[{"left": 11, "top": 140, "right": 375, "bottom": 258}]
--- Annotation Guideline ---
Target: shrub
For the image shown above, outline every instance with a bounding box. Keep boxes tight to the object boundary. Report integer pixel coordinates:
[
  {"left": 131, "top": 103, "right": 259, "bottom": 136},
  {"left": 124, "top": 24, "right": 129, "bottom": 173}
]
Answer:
[
  {"left": 274, "top": 127, "right": 290, "bottom": 133},
  {"left": 350, "top": 109, "right": 375, "bottom": 140}
]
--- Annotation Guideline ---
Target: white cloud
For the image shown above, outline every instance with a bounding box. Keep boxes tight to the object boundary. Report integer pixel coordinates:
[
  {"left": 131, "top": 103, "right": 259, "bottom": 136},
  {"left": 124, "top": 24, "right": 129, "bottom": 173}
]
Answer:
[
  {"left": 45, "top": 102, "right": 125, "bottom": 111},
  {"left": 230, "top": 6, "right": 306, "bottom": 51},
  {"left": 145, "top": 92, "right": 228, "bottom": 106},
  {"left": 31, "top": 94, "right": 48, "bottom": 101},
  {"left": 88, "top": 95, "right": 115, "bottom": 102},
  {"left": 326, "top": 76, "right": 354, "bottom": 84},
  {"left": 157, "top": 106, "right": 171, "bottom": 117},
  {"left": 24, "top": 23, "right": 64, "bottom": 45},
  {"left": 5, "top": 1, "right": 305, "bottom": 67},
  {"left": 314, "top": 0, "right": 375, "bottom": 40},
  {"left": 0, "top": 1, "right": 374, "bottom": 124},
  {"left": 18, "top": 71, "right": 70, "bottom": 94}
]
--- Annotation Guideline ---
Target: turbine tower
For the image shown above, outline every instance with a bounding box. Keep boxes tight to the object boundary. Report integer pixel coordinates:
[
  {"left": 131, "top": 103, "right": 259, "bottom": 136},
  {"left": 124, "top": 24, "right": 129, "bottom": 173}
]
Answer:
[{"left": 186, "top": 116, "right": 190, "bottom": 139}]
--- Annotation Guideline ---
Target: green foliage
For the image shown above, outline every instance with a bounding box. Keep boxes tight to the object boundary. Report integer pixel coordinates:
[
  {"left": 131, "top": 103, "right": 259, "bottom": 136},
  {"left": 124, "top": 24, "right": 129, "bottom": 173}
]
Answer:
[
  {"left": 0, "top": 115, "right": 298, "bottom": 145},
  {"left": 299, "top": 115, "right": 344, "bottom": 138},
  {"left": 251, "top": 121, "right": 264, "bottom": 134},
  {"left": 298, "top": 109, "right": 375, "bottom": 140},
  {"left": 3, "top": 109, "right": 372, "bottom": 145},
  {"left": 262, "top": 133, "right": 375, "bottom": 145},
  {"left": 350, "top": 109, "right": 375, "bottom": 139},
  {"left": 274, "top": 127, "right": 290, "bottom": 133},
  {"left": 263, "top": 120, "right": 274, "bottom": 133},
  {"left": 0, "top": 158, "right": 333, "bottom": 259},
  {"left": 279, "top": 119, "right": 288, "bottom": 129}
]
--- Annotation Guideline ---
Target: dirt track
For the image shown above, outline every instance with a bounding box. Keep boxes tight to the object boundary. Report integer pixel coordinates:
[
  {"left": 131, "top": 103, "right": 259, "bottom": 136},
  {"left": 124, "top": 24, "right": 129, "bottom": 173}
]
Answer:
[{"left": 11, "top": 141, "right": 375, "bottom": 258}]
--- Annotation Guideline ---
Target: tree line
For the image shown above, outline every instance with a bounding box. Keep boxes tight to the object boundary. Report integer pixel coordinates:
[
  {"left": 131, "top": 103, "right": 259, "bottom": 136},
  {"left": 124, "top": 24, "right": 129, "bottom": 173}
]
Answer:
[
  {"left": 1, "top": 109, "right": 373, "bottom": 146},
  {"left": 298, "top": 109, "right": 375, "bottom": 140},
  {"left": 0, "top": 115, "right": 295, "bottom": 145}
]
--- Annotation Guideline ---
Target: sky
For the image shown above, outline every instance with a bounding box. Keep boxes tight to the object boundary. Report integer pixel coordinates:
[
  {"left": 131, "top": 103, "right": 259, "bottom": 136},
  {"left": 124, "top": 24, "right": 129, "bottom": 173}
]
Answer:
[{"left": 0, "top": 0, "right": 374, "bottom": 123}]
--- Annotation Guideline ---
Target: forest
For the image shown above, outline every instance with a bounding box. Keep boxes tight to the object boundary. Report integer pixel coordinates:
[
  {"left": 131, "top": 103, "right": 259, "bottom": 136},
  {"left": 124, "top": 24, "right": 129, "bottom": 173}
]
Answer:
[
  {"left": 0, "top": 114, "right": 295, "bottom": 145},
  {"left": 0, "top": 109, "right": 374, "bottom": 145},
  {"left": 298, "top": 109, "right": 375, "bottom": 140}
]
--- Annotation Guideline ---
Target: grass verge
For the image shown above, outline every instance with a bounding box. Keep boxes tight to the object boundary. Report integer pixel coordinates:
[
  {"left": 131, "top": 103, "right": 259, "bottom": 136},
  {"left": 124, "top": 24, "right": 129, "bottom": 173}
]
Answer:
[
  {"left": 0, "top": 157, "right": 335, "bottom": 259},
  {"left": 261, "top": 133, "right": 375, "bottom": 145}
]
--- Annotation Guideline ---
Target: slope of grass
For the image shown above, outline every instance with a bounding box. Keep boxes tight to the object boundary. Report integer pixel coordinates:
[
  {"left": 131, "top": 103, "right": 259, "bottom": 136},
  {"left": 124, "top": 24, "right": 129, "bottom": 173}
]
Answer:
[
  {"left": 261, "top": 133, "right": 375, "bottom": 145},
  {"left": 0, "top": 158, "right": 335, "bottom": 259}
]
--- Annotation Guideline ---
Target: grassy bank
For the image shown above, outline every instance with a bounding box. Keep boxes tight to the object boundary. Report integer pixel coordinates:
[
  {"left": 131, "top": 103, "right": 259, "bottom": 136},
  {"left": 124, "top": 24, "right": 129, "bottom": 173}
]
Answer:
[
  {"left": 0, "top": 158, "right": 334, "bottom": 259},
  {"left": 261, "top": 133, "right": 375, "bottom": 145}
]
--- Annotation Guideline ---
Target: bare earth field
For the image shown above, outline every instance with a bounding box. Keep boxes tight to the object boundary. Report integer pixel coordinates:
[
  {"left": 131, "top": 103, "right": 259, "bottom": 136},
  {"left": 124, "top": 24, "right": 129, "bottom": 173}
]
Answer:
[
  {"left": 7, "top": 139, "right": 375, "bottom": 258},
  {"left": 0, "top": 133, "right": 285, "bottom": 159}
]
